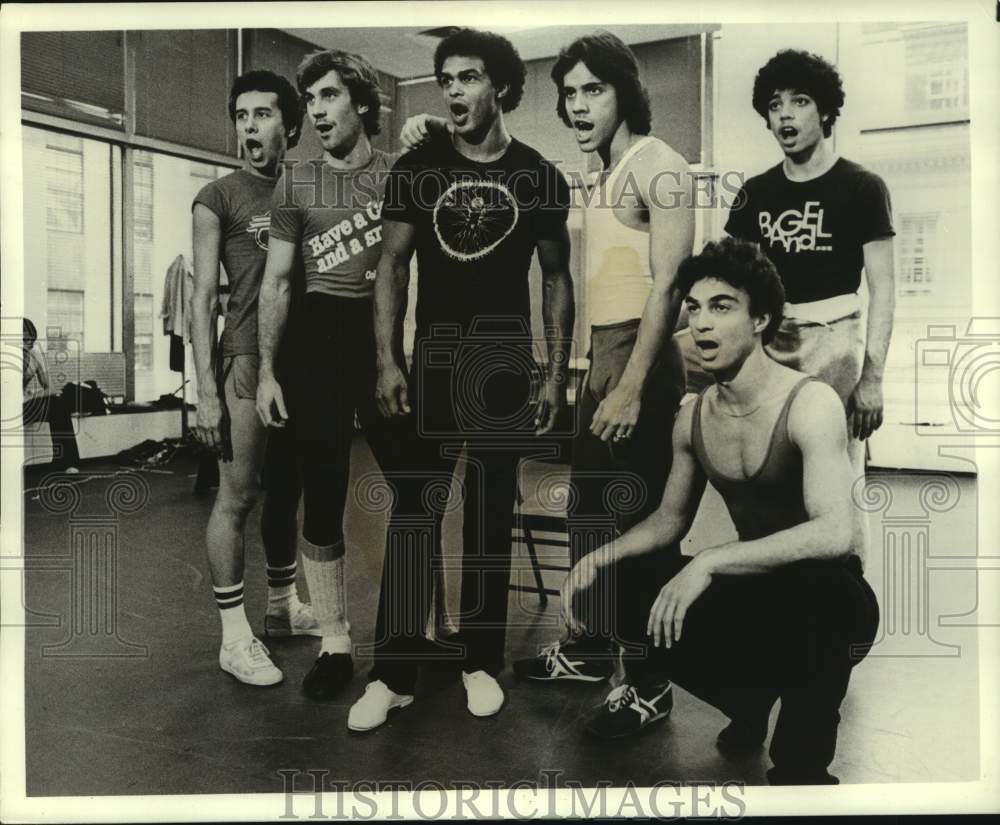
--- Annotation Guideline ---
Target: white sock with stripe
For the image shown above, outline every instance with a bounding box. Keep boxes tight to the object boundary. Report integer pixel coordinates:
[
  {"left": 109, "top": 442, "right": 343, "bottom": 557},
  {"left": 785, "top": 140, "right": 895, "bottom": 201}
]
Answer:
[{"left": 214, "top": 581, "right": 253, "bottom": 646}]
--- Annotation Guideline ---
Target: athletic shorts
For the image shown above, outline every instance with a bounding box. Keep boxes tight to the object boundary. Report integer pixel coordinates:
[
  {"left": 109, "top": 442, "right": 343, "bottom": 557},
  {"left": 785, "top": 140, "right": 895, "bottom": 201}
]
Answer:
[{"left": 215, "top": 353, "right": 260, "bottom": 462}]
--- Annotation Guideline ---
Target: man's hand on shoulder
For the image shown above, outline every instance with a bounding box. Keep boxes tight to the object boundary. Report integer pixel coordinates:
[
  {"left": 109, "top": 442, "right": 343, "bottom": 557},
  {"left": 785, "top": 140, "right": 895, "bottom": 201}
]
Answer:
[{"left": 398, "top": 114, "right": 451, "bottom": 155}]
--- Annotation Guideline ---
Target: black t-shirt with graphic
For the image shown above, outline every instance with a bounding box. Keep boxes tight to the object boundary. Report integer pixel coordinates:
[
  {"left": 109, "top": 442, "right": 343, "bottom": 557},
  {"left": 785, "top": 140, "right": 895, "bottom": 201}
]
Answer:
[
  {"left": 725, "top": 158, "right": 894, "bottom": 304},
  {"left": 383, "top": 138, "right": 569, "bottom": 436},
  {"left": 383, "top": 137, "right": 570, "bottom": 338}
]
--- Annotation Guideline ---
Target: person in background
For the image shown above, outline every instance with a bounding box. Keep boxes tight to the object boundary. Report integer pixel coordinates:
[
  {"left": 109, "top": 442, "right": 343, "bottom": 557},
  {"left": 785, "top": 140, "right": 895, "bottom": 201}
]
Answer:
[{"left": 21, "top": 317, "right": 81, "bottom": 474}]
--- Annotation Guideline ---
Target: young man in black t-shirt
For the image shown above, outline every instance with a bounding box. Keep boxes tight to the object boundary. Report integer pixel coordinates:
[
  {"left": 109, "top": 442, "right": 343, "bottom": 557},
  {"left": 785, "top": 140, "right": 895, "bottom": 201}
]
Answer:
[
  {"left": 718, "top": 50, "right": 896, "bottom": 568},
  {"left": 347, "top": 28, "right": 575, "bottom": 731}
]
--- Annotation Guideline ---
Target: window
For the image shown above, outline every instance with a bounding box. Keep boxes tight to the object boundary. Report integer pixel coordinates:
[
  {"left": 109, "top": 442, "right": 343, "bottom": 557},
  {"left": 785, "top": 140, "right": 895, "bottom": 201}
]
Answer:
[
  {"left": 45, "top": 133, "right": 84, "bottom": 234},
  {"left": 23, "top": 126, "right": 116, "bottom": 358},
  {"left": 134, "top": 295, "right": 154, "bottom": 371},
  {"left": 133, "top": 152, "right": 156, "bottom": 379},
  {"left": 856, "top": 23, "right": 969, "bottom": 130},
  {"left": 46, "top": 289, "right": 85, "bottom": 351},
  {"left": 898, "top": 213, "right": 937, "bottom": 295},
  {"left": 903, "top": 27, "right": 968, "bottom": 119}
]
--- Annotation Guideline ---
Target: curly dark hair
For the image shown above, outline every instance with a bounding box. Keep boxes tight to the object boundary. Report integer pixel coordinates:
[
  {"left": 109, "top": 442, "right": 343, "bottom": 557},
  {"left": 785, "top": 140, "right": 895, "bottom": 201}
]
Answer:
[
  {"left": 550, "top": 31, "right": 652, "bottom": 135},
  {"left": 676, "top": 238, "right": 785, "bottom": 345},
  {"left": 751, "top": 49, "right": 845, "bottom": 138},
  {"left": 296, "top": 50, "right": 383, "bottom": 137},
  {"left": 228, "top": 69, "right": 303, "bottom": 149},
  {"left": 433, "top": 28, "right": 525, "bottom": 112}
]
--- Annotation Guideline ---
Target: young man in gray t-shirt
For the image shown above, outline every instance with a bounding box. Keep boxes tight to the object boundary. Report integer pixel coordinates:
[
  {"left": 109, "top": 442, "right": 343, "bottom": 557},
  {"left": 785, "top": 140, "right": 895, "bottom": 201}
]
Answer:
[{"left": 191, "top": 70, "right": 317, "bottom": 688}]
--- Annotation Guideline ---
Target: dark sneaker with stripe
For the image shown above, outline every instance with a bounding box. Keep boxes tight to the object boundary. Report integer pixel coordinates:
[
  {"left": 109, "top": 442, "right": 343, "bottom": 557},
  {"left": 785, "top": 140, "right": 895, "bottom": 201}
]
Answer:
[
  {"left": 513, "top": 639, "right": 615, "bottom": 683},
  {"left": 583, "top": 682, "right": 673, "bottom": 738},
  {"left": 302, "top": 652, "right": 353, "bottom": 700}
]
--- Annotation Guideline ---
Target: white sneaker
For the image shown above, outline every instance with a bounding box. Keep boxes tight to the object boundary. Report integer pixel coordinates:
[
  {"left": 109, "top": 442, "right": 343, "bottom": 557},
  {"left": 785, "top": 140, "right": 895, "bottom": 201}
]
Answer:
[
  {"left": 219, "top": 636, "right": 283, "bottom": 686},
  {"left": 264, "top": 597, "right": 322, "bottom": 638},
  {"left": 347, "top": 680, "right": 414, "bottom": 732},
  {"left": 462, "top": 670, "right": 505, "bottom": 717}
]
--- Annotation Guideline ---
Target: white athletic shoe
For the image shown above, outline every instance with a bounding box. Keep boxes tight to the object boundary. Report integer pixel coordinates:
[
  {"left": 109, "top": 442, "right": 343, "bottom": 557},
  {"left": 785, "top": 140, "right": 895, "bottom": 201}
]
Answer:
[
  {"left": 347, "top": 680, "right": 414, "bottom": 732},
  {"left": 219, "top": 636, "right": 283, "bottom": 686},
  {"left": 462, "top": 670, "right": 505, "bottom": 717},
  {"left": 264, "top": 597, "right": 322, "bottom": 638}
]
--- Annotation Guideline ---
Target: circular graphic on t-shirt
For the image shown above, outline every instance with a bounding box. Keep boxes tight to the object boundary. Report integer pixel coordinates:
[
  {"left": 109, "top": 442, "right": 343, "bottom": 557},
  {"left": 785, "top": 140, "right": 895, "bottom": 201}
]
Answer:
[{"left": 433, "top": 179, "right": 518, "bottom": 262}]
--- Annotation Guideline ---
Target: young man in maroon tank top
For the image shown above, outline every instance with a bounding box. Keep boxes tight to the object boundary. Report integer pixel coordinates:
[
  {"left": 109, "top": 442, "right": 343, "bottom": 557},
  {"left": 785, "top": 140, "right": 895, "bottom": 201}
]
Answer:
[
  {"left": 515, "top": 32, "right": 695, "bottom": 685},
  {"left": 562, "top": 238, "right": 879, "bottom": 785}
]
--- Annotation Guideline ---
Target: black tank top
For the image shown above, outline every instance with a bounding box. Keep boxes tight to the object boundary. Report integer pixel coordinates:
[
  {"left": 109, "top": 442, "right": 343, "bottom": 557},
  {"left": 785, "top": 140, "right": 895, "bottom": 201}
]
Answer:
[{"left": 692, "top": 377, "right": 815, "bottom": 542}]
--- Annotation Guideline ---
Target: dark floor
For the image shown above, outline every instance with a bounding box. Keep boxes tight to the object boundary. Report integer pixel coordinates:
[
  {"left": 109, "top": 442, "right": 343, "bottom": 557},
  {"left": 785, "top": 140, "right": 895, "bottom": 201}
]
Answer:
[{"left": 21, "top": 438, "right": 983, "bottom": 796}]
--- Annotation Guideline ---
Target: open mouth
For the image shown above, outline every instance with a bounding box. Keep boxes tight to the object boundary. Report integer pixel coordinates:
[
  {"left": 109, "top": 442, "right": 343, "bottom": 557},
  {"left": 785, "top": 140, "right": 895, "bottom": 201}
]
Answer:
[
  {"left": 778, "top": 126, "right": 798, "bottom": 139},
  {"left": 573, "top": 120, "right": 594, "bottom": 136},
  {"left": 244, "top": 138, "right": 264, "bottom": 160},
  {"left": 695, "top": 340, "right": 720, "bottom": 354},
  {"left": 449, "top": 103, "right": 470, "bottom": 123},
  {"left": 314, "top": 122, "right": 333, "bottom": 137}
]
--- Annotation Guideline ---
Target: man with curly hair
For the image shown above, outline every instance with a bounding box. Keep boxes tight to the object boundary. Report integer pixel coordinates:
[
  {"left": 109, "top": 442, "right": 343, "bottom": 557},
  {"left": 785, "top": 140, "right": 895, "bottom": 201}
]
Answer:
[
  {"left": 563, "top": 238, "right": 879, "bottom": 785},
  {"left": 723, "top": 49, "right": 896, "bottom": 570},
  {"left": 513, "top": 32, "right": 694, "bottom": 691},
  {"left": 349, "top": 28, "right": 575, "bottom": 730}
]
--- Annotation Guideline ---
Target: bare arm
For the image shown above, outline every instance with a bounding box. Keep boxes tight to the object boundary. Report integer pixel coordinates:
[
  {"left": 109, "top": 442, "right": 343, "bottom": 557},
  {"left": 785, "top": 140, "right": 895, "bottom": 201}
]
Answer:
[
  {"left": 560, "top": 402, "right": 707, "bottom": 630},
  {"left": 255, "top": 237, "right": 296, "bottom": 426},
  {"left": 534, "top": 229, "right": 575, "bottom": 435},
  {"left": 373, "top": 219, "right": 417, "bottom": 417},
  {"left": 190, "top": 203, "right": 223, "bottom": 450},
  {"left": 848, "top": 237, "right": 896, "bottom": 440},
  {"left": 647, "top": 382, "right": 853, "bottom": 647},
  {"left": 590, "top": 144, "right": 695, "bottom": 442}
]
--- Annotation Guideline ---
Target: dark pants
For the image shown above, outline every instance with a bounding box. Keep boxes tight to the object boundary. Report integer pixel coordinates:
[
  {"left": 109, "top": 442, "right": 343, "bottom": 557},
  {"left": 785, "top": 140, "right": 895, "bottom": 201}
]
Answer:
[
  {"left": 23, "top": 394, "right": 81, "bottom": 469},
  {"left": 370, "top": 333, "right": 536, "bottom": 694},
  {"left": 569, "top": 321, "right": 685, "bottom": 648},
  {"left": 291, "top": 294, "right": 397, "bottom": 550},
  {"left": 260, "top": 423, "right": 301, "bottom": 568},
  {"left": 600, "top": 553, "right": 879, "bottom": 783}
]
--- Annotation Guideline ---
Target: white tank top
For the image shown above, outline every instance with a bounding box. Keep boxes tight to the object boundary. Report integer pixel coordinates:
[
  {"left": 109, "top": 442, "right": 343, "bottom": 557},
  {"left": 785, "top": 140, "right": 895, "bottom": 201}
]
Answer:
[{"left": 585, "top": 136, "right": 656, "bottom": 330}]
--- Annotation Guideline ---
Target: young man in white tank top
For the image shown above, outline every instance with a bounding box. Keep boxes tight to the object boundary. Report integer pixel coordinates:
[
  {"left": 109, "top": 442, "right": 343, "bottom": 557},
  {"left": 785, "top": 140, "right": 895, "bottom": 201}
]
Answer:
[{"left": 515, "top": 32, "right": 694, "bottom": 684}]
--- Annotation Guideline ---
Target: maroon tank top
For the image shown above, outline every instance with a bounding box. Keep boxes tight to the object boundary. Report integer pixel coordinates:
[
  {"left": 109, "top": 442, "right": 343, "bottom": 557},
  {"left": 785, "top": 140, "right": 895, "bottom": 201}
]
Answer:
[{"left": 692, "top": 377, "right": 815, "bottom": 542}]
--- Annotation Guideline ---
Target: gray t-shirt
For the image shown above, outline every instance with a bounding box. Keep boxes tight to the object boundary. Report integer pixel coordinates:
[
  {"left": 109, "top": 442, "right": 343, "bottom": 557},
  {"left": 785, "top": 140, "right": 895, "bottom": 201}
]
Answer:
[
  {"left": 193, "top": 169, "right": 276, "bottom": 356},
  {"left": 269, "top": 150, "right": 398, "bottom": 298}
]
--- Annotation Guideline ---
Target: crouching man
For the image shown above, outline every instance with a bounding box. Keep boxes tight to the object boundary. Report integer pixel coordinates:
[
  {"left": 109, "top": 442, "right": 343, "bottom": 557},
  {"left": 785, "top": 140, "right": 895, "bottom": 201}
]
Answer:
[{"left": 563, "top": 237, "right": 879, "bottom": 785}]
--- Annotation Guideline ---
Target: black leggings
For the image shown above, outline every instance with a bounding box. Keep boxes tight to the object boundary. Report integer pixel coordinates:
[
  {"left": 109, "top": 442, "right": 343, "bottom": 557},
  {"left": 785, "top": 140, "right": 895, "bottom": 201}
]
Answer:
[
  {"left": 290, "top": 293, "right": 395, "bottom": 551},
  {"left": 596, "top": 553, "right": 879, "bottom": 783}
]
